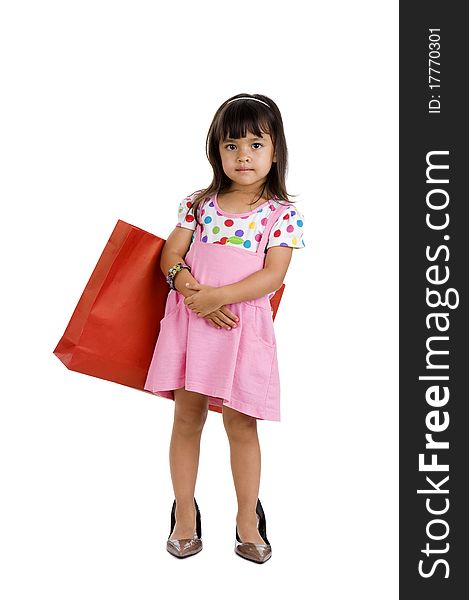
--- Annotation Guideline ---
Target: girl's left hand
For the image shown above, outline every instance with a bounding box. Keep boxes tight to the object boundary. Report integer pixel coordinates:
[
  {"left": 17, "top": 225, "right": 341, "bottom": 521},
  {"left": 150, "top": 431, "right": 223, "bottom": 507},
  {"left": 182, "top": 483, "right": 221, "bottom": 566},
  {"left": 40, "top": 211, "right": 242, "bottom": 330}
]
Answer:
[{"left": 184, "top": 282, "right": 225, "bottom": 317}]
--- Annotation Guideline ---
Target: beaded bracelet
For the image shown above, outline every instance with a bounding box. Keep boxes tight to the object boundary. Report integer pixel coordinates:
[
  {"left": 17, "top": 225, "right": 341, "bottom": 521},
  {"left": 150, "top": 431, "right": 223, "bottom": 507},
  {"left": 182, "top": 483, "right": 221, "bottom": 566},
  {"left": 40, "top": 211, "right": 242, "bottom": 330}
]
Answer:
[{"left": 166, "top": 261, "right": 191, "bottom": 290}]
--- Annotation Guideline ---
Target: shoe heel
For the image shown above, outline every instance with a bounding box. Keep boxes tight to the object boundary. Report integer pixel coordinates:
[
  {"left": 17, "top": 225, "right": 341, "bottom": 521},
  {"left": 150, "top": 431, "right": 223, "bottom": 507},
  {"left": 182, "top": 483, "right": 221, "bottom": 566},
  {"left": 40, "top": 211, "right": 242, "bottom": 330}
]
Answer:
[
  {"left": 256, "top": 498, "right": 270, "bottom": 545},
  {"left": 194, "top": 497, "right": 202, "bottom": 539}
]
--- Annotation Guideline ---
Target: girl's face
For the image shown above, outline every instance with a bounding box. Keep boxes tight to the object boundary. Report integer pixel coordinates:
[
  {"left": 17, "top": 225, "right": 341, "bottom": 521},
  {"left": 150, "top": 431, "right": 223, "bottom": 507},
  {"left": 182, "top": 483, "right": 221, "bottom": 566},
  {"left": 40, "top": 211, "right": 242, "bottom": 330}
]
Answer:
[{"left": 218, "top": 131, "right": 276, "bottom": 193}]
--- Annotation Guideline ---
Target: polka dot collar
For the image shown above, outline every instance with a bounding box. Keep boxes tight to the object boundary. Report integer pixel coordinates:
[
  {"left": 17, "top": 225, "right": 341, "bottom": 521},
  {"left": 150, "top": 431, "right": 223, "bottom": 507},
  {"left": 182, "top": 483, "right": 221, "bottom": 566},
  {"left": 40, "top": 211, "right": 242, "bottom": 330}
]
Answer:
[{"left": 213, "top": 191, "right": 275, "bottom": 217}]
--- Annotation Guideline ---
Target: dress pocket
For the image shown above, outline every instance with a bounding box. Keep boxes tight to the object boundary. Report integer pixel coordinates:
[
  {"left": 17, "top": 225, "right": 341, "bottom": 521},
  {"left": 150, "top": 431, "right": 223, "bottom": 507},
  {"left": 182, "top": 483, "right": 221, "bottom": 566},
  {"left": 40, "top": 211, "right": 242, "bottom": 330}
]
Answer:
[
  {"left": 160, "top": 289, "right": 183, "bottom": 325},
  {"left": 245, "top": 303, "right": 276, "bottom": 348},
  {"left": 234, "top": 304, "right": 276, "bottom": 401}
]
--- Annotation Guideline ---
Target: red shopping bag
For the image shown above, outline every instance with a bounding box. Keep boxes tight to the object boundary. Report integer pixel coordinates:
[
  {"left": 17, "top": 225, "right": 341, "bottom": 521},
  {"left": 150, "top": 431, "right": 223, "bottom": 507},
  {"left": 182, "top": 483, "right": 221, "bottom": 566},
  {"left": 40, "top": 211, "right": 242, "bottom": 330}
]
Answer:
[
  {"left": 53, "top": 219, "right": 286, "bottom": 391},
  {"left": 270, "top": 284, "right": 285, "bottom": 320},
  {"left": 53, "top": 220, "right": 168, "bottom": 389}
]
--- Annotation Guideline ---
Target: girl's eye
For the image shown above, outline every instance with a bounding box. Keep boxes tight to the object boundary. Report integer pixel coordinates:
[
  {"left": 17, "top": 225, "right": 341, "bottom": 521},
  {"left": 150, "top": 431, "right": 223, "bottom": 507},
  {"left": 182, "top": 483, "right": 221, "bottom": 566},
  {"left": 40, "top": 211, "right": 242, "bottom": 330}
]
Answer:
[{"left": 224, "top": 143, "right": 263, "bottom": 150}]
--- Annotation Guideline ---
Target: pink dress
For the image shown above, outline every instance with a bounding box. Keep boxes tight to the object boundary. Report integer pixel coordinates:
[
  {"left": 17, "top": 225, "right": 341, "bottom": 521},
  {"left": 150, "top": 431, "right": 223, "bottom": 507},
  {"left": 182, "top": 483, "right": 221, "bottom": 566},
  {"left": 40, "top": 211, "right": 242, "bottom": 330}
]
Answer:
[{"left": 144, "top": 192, "right": 303, "bottom": 421}]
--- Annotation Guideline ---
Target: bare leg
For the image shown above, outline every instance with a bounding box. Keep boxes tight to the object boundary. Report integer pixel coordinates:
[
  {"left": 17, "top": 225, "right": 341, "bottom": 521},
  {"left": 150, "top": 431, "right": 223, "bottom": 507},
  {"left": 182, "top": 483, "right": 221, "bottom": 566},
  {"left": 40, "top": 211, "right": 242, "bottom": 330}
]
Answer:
[
  {"left": 222, "top": 405, "right": 265, "bottom": 544},
  {"left": 169, "top": 387, "right": 208, "bottom": 539}
]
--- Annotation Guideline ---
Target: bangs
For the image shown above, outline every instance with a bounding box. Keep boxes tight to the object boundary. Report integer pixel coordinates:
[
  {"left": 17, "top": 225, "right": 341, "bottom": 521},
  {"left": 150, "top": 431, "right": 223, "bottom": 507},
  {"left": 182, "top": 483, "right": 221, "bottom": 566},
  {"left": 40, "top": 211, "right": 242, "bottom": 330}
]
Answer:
[{"left": 217, "top": 102, "right": 273, "bottom": 142}]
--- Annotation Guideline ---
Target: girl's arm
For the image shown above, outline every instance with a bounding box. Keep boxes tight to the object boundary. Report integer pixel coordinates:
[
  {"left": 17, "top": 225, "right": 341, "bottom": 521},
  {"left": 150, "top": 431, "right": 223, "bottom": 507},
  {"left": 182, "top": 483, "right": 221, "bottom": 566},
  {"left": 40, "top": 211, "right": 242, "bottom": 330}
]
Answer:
[
  {"left": 160, "top": 227, "right": 200, "bottom": 298},
  {"left": 218, "top": 246, "right": 293, "bottom": 305}
]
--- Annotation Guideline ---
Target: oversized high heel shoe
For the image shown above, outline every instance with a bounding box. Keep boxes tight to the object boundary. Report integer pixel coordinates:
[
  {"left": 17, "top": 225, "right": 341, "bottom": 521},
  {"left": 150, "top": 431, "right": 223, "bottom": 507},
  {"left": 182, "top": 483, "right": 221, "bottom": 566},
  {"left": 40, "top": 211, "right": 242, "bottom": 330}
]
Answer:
[
  {"left": 166, "top": 497, "right": 203, "bottom": 558},
  {"left": 235, "top": 498, "right": 272, "bottom": 563}
]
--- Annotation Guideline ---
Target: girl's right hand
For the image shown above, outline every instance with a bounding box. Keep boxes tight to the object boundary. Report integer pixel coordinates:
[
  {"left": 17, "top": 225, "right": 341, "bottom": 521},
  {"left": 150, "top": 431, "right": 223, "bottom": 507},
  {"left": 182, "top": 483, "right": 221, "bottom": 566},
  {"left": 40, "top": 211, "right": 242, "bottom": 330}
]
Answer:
[{"left": 204, "top": 307, "right": 239, "bottom": 330}]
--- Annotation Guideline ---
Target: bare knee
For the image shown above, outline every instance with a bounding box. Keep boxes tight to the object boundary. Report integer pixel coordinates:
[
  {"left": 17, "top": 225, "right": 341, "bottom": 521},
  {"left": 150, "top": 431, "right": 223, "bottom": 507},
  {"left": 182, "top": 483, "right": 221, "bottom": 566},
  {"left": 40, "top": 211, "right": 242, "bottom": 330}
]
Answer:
[
  {"left": 223, "top": 406, "right": 257, "bottom": 441},
  {"left": 173, "top": 388, "right": 208, "bottom": 434}
]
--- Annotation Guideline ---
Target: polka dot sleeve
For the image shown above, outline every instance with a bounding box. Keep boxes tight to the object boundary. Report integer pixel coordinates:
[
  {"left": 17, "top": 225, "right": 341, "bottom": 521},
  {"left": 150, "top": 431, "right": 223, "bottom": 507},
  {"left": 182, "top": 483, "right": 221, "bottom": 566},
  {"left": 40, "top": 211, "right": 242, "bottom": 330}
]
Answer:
[
  {"left": 175, "top": 194, "right": 197, "bottom": 231},
  {"left": 266, "top": 206, "right": 305, "bottom": 250}
]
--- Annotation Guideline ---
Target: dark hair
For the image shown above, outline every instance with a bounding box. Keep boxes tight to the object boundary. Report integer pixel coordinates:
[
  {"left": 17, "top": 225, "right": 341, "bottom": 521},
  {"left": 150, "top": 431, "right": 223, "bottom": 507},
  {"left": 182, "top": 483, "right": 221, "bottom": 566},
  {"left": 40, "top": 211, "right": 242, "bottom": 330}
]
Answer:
[{"left": 187, "top": 93, "right": 298, "bottom": 226}]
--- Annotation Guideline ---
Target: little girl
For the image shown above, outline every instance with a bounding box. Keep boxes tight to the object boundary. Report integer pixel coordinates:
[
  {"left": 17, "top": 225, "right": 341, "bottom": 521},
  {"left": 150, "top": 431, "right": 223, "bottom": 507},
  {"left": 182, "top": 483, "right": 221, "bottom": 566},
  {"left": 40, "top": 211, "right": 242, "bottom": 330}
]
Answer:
[{"left": 144, "top": 93, "right": 305, "bottom": 563}]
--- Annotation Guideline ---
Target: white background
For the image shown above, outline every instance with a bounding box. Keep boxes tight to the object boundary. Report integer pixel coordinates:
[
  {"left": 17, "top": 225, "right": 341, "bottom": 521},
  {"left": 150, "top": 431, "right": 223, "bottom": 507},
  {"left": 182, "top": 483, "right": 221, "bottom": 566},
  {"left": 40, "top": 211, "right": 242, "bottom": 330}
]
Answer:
[{"left": 0, "top": 1, "right": 398, "bottom": 598}]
